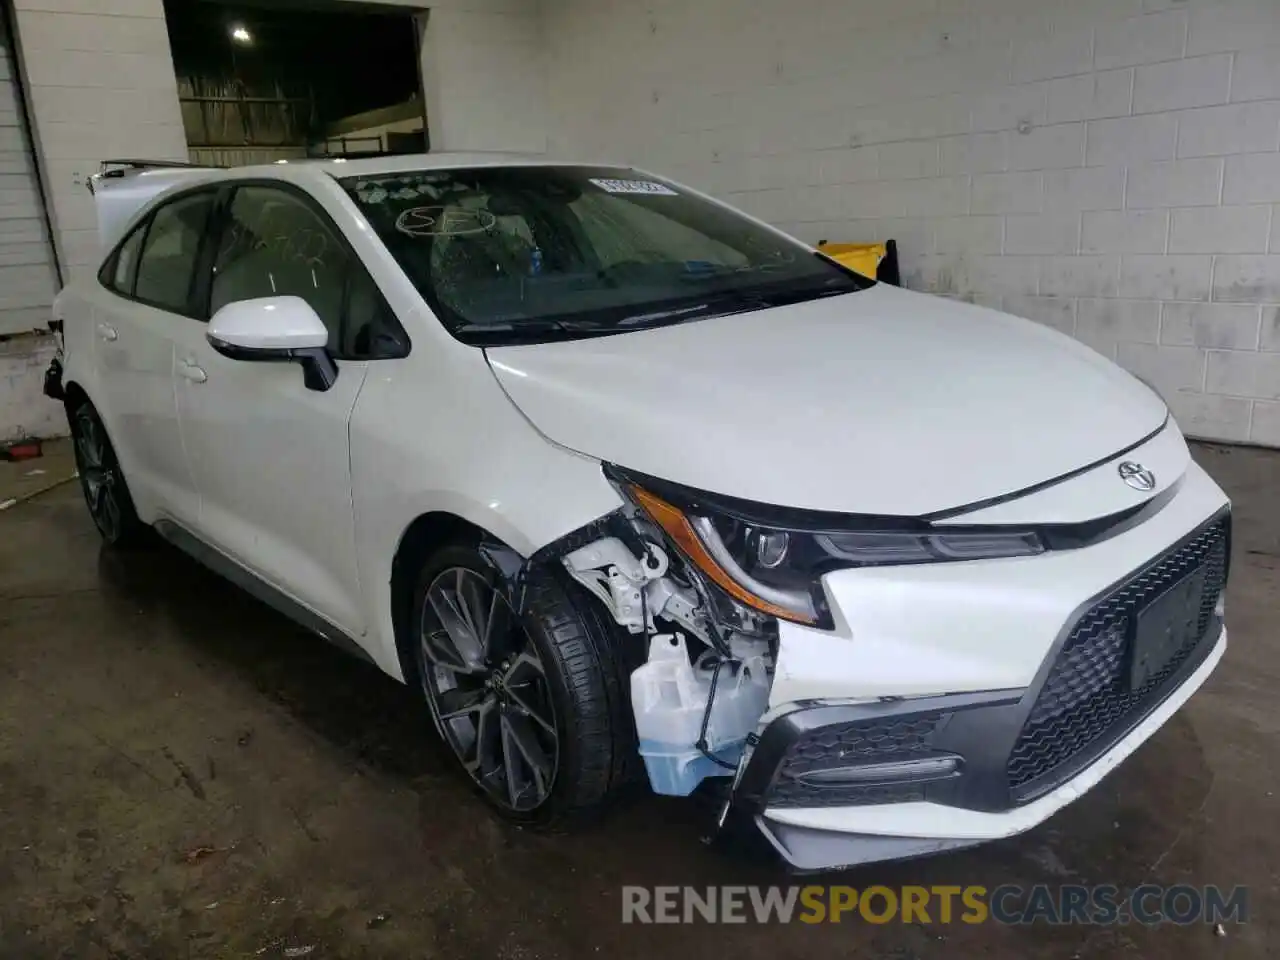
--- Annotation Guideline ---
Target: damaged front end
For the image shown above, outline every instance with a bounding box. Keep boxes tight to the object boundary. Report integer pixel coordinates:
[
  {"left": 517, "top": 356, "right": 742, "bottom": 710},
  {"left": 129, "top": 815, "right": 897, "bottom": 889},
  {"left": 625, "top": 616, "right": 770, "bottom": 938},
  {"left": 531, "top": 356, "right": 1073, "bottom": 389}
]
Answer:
[
  {"left": 504, "top": 468, "right": 791, "bottom": 809},
  {"left": 560, "top": 531, "right": 774, "bottom": 798},
  {"left": 488, "top": 460, "right": 1043, "bottom": 859},
  {"left": 483, "top": 488, "right": 773, "bottom": 814},
  {"left": 488, "top": 465, "right": 1040, "bottom": 866}
]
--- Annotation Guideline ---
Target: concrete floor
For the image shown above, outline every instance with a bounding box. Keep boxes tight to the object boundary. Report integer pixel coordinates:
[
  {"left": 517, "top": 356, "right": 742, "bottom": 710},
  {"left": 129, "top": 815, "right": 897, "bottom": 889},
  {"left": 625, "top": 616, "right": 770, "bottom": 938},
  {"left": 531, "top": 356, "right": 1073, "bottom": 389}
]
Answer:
[
  {"left": 0, "top": 436, "right": 75, "bottom": 507},
  {"left": 0, "top": 443, "right": 1276, "bottom": 959}
]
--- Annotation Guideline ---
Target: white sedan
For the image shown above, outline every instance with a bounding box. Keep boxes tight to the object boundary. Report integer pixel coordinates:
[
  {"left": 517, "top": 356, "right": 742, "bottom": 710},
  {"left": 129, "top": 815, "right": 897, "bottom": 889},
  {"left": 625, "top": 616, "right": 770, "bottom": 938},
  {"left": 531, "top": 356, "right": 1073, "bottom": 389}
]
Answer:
[{"left": 46, "top": 154, "right": 1230, "bottom": 871}]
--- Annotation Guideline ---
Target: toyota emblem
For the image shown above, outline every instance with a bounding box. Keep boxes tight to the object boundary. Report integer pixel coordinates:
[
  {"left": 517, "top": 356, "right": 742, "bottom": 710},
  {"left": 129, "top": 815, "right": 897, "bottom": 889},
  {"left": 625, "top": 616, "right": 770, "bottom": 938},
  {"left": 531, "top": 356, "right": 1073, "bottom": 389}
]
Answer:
[{"left": 1118, "top": 461, "right": 1156, "bottom": 492}]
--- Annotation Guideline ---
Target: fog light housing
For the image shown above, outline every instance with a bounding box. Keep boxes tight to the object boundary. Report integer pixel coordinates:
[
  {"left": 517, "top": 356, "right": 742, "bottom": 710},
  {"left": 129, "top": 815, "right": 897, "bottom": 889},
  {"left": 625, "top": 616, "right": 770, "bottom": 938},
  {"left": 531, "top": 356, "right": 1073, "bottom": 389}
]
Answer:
[{"left": 791, "top": 754, "right": 962, "bottom": 786}]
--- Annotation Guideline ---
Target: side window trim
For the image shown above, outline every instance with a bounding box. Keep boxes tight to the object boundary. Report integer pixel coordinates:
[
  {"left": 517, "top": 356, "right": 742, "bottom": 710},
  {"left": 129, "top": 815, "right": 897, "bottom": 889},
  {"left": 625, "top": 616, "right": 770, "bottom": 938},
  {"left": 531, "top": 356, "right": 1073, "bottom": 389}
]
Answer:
[
  {"left": 126, "top": 215, "right": 155, "bottom": 298},
  {"left": 191, "top": 184, "right": 235, "bottom": 322},
  {"left": 97, "top": 246, "right": 119, "bottom": 290},
  {"left": 211, "top": 178, "right": 410, "bottom": 360}
]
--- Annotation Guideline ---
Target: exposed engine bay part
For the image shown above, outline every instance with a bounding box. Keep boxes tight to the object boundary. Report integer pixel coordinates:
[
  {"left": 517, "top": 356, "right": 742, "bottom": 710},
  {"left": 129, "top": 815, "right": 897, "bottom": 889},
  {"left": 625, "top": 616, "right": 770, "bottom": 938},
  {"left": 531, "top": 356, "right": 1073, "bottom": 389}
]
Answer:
[
  {"left": 561, "top": 537, "right": 711, "bottom": 645},
  {"left": 631, "top": 633, "right": 770, "bottom": 795},
  {"left": 483, "top": 519, "right": 779, "bottom": 799},
  {"left": 559, "top": 532, "right": 776, "bottom": 796}
]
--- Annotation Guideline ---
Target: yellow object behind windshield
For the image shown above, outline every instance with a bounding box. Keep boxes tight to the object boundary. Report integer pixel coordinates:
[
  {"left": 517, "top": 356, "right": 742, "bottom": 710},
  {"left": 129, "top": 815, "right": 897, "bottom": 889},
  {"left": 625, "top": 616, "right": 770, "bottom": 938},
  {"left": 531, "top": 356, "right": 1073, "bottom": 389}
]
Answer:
[{"left": 817, "top": 242, "right": 885, "bottom": 280}]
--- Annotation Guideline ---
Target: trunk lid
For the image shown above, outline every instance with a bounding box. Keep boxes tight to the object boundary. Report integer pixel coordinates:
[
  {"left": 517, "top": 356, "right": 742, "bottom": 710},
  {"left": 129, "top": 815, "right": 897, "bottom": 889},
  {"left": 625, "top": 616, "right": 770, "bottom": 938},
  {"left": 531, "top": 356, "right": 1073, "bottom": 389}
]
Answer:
[{"left": 89, "top": 161, "right": 219, "bottom": 250}]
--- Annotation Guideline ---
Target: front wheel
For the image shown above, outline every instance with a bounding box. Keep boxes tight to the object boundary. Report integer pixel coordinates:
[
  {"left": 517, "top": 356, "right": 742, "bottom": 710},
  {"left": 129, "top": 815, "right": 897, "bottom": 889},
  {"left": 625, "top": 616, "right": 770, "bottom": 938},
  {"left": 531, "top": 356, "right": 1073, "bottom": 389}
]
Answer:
[
  {"left": 69, "top": 400, "right": 144, "bottom": 547},
  {"left": 411, "top": 544, "right": 634, "bottom": 826}
]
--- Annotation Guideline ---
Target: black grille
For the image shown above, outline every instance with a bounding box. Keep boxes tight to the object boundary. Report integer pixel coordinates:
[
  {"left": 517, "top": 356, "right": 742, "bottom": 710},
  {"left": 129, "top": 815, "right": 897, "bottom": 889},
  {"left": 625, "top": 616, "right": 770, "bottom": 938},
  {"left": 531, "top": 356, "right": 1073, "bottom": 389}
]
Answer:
[
  {"left": 769, "top": 713, "right": 947, "bottom": 808},
  {"left": 1007, "top": 515, "right": 1229, "bottom": 798}
]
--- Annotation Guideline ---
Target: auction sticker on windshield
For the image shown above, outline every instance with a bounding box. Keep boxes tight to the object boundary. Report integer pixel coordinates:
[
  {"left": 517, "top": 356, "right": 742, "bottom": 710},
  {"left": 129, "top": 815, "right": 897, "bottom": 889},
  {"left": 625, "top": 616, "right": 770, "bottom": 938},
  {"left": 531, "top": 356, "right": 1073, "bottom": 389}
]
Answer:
[{"left": 589, "top": 178, "right": 679, "bottom": 196}]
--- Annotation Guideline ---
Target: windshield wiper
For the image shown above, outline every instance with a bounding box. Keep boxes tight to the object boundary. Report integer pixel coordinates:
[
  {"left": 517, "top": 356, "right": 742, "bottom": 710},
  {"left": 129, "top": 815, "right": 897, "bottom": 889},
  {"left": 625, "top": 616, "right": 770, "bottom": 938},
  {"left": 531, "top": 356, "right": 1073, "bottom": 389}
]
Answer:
[
  {"left": 610, "top": 289, "right": 830, "bottom": 330},
  {"left": 683, "top": 284, "right": 851, "bottom": 314},
  {"left": 453, "top": 317, "right": 618, "bottom": 345},
  {"left": 458, "top": 303, "right": 723, "bottom": 341},
  {"left": 452, "top": 283, "right": 858, "bottom": 347},
  {"left": 614, "top": 303, "right": 712, "bottom": 326}
]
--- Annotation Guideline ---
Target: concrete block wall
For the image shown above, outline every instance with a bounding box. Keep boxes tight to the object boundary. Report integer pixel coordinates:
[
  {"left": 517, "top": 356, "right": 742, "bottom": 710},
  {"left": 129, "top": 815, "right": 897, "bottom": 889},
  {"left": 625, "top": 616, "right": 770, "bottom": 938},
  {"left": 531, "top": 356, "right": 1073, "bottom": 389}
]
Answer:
[
  {"left": 541, "top": 0, "right": 1280, "bottom": 445},
  {"left": 11, "top": 0, "right": 187, "bottom": 283},
  {"left": 413, "top": 0, "right": 547, "bottom": 154},
  {"left": 1, "top": 0, "right": 187, "bottom": 441},
  {"left": 0, "top": 333, "right": 60, "bottom": 441}
]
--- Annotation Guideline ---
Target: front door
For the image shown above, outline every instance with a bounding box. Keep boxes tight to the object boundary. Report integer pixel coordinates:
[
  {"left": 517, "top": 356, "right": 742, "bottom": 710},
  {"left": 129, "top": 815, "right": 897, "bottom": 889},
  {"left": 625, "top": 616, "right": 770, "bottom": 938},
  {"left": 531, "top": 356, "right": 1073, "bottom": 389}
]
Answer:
[{"left": 174, "top": 184, "right": 370, "bottom": 637}]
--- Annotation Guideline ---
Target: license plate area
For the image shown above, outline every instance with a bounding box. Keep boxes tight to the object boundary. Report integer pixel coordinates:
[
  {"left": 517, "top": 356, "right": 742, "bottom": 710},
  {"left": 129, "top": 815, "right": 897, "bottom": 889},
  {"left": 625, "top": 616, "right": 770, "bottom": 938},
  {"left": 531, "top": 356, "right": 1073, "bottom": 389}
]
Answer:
[{"left": 1130, "top": 568, "right": 1207, "bottom": 690}]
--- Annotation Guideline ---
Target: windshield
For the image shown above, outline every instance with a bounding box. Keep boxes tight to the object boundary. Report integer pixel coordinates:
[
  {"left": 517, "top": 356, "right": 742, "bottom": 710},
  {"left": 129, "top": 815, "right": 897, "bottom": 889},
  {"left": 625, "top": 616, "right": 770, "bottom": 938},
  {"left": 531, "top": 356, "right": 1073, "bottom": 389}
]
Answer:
[{"left": 339, "top": 165, "right": 871, "bottom": 345}]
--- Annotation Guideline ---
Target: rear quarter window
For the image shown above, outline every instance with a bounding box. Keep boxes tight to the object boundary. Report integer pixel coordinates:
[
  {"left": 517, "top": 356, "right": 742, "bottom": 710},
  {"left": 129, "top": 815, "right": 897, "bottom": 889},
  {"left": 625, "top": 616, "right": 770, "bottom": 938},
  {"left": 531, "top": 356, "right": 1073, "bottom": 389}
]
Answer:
[{"left": 106, "top": 223, "right": 147, "bottom": 295}]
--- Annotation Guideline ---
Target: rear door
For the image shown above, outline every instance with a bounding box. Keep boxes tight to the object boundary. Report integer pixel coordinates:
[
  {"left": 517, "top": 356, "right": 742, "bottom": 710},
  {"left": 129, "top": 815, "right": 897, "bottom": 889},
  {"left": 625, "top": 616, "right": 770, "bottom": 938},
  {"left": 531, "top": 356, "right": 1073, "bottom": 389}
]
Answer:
[
  {"left": 172, "top": 182, "right": 389, "bottom": 637},
  {"left": 93, "top": 189, "right": 217, "bottom": 523}
]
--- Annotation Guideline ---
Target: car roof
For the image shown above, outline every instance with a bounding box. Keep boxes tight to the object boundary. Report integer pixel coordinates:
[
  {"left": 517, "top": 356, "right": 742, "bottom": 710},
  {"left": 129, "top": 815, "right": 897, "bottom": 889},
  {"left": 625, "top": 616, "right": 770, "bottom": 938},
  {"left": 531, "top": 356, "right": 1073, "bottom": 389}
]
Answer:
[
  {"left": 90, "top": 153, "right": 639, "bottom": 252},
  {"left": 225, "top": 152, "right": 628, "bottom": 183}
]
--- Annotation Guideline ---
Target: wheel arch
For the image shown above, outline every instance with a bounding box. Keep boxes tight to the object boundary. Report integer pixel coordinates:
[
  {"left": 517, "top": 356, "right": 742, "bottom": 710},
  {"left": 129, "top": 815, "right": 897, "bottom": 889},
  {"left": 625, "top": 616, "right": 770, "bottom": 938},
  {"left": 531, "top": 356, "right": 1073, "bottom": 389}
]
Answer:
[
  {"left": 62, "top": 379, "right": 90, "bottom": 414},
  {"left": 370, "top": 480, "right": 622, "bottom": 686},
  {"left": 62, "top": 379, "right": 123, "bottom": 474},
  {"left": 389, "top": 510, "right": 511, "bottom": 688}
]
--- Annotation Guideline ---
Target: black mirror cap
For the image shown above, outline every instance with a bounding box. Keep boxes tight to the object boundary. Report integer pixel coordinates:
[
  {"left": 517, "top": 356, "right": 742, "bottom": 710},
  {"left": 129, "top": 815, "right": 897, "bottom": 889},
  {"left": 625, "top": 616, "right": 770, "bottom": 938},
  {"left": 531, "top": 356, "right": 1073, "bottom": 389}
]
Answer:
[{"left": 206, "top": 335, "right": 338, "bottom": 392}]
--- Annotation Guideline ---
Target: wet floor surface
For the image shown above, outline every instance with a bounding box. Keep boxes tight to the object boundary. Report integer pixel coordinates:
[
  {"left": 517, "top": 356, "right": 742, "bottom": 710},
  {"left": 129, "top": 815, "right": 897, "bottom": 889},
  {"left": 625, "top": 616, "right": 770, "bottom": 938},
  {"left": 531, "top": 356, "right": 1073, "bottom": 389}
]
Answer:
[{"left": 0, "top": 443, "right": 1276, "bottom": 959}]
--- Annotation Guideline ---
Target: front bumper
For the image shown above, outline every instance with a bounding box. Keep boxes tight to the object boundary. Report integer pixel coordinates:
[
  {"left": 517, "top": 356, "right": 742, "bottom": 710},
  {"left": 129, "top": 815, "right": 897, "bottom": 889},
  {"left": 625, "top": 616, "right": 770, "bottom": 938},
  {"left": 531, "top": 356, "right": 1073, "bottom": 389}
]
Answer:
[
  {"left": 750, "top": 627, "right": 1226, "bottom": 871},
  {"left": 733, "top": 459, "right": 1231, "bottom": 871}
]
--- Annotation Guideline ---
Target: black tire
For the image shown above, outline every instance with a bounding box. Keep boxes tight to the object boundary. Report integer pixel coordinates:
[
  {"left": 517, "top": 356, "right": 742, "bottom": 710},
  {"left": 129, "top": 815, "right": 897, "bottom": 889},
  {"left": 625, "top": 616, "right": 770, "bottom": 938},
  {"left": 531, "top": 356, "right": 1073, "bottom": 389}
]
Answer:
[
  {"left": 411, "top": 540, "right": 637, "bottom": 827},
  {"left": 69, "top": 400, "right": 145, "bottom": 547}
]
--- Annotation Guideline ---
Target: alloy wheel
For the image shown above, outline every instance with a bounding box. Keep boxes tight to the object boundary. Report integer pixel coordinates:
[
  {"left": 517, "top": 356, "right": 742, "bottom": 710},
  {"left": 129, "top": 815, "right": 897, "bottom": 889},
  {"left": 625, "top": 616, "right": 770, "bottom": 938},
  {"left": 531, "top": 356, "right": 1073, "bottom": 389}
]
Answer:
[
  {"left": 74, "top": 410, "right": 122, "bottom": 541},
  {"left": 419, "top": 567, "right": 559, "bottom": 812}
]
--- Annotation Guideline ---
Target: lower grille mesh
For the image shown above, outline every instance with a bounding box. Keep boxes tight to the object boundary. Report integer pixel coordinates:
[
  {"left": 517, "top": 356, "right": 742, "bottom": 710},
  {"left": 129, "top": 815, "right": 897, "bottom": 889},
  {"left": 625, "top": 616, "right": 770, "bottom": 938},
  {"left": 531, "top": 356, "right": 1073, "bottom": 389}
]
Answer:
[
  {"left": 1007, "top": 515, "right": 1229, "bottom": 797},
  {"left": 769, "top": 714, "right": 947, "bottom": 808}
]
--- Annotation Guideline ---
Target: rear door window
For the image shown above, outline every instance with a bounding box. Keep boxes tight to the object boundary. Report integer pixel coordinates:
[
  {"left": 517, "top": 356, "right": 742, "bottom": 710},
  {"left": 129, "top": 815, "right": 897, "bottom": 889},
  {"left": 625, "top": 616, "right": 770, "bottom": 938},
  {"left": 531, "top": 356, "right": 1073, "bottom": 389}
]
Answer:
[{"left": 133, "top": 191, "right": 216, "bottom": 314}]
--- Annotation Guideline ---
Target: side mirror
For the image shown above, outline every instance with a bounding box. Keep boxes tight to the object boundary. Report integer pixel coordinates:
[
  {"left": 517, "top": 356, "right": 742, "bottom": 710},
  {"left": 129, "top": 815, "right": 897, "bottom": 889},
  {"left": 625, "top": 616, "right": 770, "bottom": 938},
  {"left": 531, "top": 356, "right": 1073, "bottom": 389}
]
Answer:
[{"left": 207, "top": 296, "right": 338, "bottom": 392}]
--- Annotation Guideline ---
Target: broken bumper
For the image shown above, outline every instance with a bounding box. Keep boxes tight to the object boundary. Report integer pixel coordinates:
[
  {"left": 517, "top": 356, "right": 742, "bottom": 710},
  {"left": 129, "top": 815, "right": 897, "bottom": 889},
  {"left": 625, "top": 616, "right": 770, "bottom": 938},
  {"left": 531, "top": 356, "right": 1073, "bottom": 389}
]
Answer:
[
  {"left": 731, "top": 463, "right": 1231, "bottom": 871},
  {"left": 43, "top": 356, "right": 65, "bottom": 402},
  {"left": 744, "top": 627, "right": 1225, "bottom": 871}
]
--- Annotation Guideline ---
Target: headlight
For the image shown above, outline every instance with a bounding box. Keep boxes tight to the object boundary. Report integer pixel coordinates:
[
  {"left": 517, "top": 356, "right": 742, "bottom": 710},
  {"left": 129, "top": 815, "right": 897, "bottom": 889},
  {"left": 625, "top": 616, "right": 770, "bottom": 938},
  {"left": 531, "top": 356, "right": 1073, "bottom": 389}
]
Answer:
[{"left": 618, "top": 475, "right": 1045, "bottom": 627}]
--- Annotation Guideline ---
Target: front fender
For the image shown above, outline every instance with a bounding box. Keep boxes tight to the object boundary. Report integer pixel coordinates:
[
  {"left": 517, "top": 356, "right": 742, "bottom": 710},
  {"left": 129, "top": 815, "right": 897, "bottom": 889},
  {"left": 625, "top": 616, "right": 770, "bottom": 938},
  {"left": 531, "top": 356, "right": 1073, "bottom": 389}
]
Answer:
[{"left": 348, "top": 348, "right": 624, "bottom": 681}]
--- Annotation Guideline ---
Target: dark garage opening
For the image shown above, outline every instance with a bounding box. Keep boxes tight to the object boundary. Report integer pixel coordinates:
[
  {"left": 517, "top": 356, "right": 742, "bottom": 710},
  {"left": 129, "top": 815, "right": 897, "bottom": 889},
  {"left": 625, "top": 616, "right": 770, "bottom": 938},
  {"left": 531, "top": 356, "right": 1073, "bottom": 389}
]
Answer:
[{"left": 163, "top": 0, "right": 426, "bottom": 166}]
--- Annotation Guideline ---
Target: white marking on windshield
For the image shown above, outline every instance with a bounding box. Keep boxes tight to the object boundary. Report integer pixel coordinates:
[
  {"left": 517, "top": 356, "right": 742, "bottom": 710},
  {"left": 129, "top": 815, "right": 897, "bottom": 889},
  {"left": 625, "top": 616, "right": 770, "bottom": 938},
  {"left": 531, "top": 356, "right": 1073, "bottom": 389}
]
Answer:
[
  {"left": 394, "top": 207, "right": 497, "bottom": 237},
  {"left": 588, "top": 178, "right": 678, "bottom": 196}
]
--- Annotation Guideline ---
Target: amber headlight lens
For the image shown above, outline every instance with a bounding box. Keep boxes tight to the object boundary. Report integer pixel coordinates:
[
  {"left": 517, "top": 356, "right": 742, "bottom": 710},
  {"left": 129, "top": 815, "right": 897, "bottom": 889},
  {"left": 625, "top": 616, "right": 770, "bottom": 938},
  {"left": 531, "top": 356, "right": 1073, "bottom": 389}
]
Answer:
[{"left": 621, "top": 478, "right": 1045, "bottom": 628}]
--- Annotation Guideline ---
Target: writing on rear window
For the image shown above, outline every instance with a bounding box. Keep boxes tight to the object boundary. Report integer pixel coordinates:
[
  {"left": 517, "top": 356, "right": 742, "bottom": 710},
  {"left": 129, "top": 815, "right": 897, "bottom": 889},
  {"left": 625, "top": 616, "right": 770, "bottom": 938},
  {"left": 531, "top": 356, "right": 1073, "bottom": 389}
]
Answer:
[{"left": 589, "top": 178, "right": 678, "bottom": 196}]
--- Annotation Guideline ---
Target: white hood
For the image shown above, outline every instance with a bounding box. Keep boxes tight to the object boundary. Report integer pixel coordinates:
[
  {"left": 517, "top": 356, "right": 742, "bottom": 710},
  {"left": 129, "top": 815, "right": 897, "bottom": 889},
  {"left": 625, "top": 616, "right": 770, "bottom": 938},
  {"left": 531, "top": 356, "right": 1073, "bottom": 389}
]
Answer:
[{"left": 485, "top": 285, "right": 1167, "bottom": 516}]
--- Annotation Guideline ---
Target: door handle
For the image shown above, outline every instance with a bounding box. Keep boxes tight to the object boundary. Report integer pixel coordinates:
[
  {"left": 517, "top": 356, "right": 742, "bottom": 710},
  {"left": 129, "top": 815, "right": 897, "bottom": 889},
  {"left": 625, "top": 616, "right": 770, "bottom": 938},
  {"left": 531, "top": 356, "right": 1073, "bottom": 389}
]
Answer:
[
  {"left": 96, "top": 322, "right": 118, "bottom": 342},
  {"left": 179, "top": 359, "right": 207, "bottom": 384}
]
